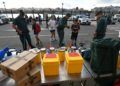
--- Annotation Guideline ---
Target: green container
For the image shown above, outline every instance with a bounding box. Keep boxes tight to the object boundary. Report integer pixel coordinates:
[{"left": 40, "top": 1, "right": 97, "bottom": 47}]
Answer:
[{"left": 91, "top": 38, "right": 120, "bottom": 74}]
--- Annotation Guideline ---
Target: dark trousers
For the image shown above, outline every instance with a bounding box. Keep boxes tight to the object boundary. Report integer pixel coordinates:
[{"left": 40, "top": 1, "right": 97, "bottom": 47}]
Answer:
[
  {"left": 57, "top": 28, "right": 64, "bottom": 47},
  {"left": 71, "top": 32, "right": 78, "bottom": 46},
  {"left": 71, "top": 32, "right": 78, "bottom": 41},
  {"left": 19, "top": 33, "right": 34, "bottom": 50},
  {"left": 93, "top": 34, "right": 105, "bottom": 40}
]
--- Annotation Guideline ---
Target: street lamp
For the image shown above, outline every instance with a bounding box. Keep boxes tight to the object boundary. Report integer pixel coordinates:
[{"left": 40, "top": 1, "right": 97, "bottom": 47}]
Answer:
[
  {"left": 3, "top": 2, "right": 7, "bottom": 17},
  {"left": 62, "top": 3, "right": 64, "bottom": 18},
  {"left": 32, "top": 7, "right": 35, "bottom": 18}
]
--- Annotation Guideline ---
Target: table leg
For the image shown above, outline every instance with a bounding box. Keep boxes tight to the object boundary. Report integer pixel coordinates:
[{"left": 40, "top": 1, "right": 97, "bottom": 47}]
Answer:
[
  {"left": 69, "top": 81, "right": 74, "bottom": 86},
  {"left": 79, "top": 80, "right": 87, "bottom": 86}
]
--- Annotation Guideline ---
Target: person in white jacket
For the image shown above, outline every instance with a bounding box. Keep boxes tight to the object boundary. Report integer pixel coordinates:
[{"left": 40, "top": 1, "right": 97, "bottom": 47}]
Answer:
[{"left": 48, "top": 15, "right": 57, "bottom": 41}]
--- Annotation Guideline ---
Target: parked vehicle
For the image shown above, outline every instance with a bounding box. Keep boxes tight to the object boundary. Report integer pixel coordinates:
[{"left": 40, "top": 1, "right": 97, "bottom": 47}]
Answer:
[
  {"left": 113, "top": 14, "right": 120, "bottom": 23},
  {"left": 77, "top": 15, "right": 91, "bottom": 25},
  {"left": 0, "top": 15, "right": 9, "bottom": 25},
  {"left": 110, "top": 16, "right": 117, "bottom": 24}
]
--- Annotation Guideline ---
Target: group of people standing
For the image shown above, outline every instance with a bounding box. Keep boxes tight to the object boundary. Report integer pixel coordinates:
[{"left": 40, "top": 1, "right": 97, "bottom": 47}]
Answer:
[
  {"left": 48, "top": 13, "right": 80, "bottom": 47},
  {"left": 12, "top": 10, "right": 107, "bottom": 50}
]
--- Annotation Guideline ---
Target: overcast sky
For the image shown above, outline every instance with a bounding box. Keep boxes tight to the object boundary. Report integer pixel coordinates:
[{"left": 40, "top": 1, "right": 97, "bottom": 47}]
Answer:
[{"left": 0, "top": 0, "right": 120, "bottom": 10}]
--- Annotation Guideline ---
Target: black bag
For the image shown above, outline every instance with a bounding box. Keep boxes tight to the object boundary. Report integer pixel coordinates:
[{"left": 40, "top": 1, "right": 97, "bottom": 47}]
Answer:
[
  {"left": 91, "top": 38, "right": 120, "bottom": 74},
  {"left": 82, "top": 49, "right": 91, "bottom": 62}
]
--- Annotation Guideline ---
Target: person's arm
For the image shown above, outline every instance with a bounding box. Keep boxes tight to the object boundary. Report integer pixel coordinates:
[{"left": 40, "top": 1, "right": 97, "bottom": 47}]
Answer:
[
  {"left": 48, "top": 20, "right": 50, "bottom": 26},
  {"left": 12, "top": 24, "right": 22, "bottom": 34},
  {"left": 12, "top": 21, "right": 22, "bottom": 34},
  {"left": 71, "top": 24, "right": 73, "bottom": 30},
  {"left": 62, "top": 18, "right": 69, "bottom": 28},
  {"left": 78, "top": 24, "right": 80, "bottom": 31},
  {"left": 32, "top": 23, "right": 35, "bottom": 31}
]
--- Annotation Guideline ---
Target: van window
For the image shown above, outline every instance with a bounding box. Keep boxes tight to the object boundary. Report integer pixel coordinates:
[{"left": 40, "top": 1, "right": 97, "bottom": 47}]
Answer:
[{"left": 116, "top": 15, "right": 120, "bottom": 18}]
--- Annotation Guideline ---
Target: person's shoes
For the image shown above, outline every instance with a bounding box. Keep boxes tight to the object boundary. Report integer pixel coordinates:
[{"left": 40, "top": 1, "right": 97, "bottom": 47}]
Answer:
[
  {"left": 59, "top": 43, "right": 65, "bottom": 47},
  {"left": 36, "top": 43, "right": 39, "bottom": 48},
  {"left": 50, "top": 38, "right": 54, "bottom": 42},
  {"left": 54, "top": 38, "right": 57, "bottom": 41},
  {"left": 74, "top": 42, "right": 77, "bottom": 46}
]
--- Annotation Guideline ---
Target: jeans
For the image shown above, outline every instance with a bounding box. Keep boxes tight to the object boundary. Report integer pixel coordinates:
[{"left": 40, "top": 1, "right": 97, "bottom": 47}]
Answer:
[
  {"left": 57, "top": 27, "right": 64, "bottom": 47},
  {"left": 19, "top": 33, "right": 34, "bottom": 50}
]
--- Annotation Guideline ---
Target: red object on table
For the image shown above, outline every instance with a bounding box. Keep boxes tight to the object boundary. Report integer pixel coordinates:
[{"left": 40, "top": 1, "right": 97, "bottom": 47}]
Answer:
[
  {"left": 114, "top": 78, "right": 120, "bottom": 86},
  {"left": 46, "top": 53, "right": 56, "bottom": 58},
  {"left": 69, "top": 52, "right": 79, "bottom": 57}
]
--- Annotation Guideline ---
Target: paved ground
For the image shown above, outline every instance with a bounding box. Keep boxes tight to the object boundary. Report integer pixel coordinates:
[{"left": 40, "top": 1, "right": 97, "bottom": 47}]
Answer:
[
  {"left": 0, "top": 21, "right": 120, "bottom": 86},
  {"left": 0, "top": 21, "right": 119, "bottom": 50}
]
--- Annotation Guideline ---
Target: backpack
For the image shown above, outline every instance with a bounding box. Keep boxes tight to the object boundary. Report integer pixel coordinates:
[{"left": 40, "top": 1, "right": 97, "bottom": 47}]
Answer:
[
  {"left": 35, "top": 23, "right": 41, "bottom": 33},
  {"left": 56, "top": 18, "right": 62, "bottom": 27}
]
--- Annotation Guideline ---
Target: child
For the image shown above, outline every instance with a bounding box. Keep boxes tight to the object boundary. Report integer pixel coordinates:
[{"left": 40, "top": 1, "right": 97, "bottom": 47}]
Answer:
[
  {"left": 48, "top": 15, "right": 57, "bottom": 41},
  {"left": 32, "top": 19, "right": 41, "bottom": 47},
  {"left": 71, "top": 19, "right": 80, "bottom": 46}
]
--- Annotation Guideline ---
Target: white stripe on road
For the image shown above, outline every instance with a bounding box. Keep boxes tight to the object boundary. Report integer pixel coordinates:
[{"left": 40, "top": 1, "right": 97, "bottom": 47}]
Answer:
[
  {"left": 115, "top": 30, "right": 120, "bottom": 37},
  {"left": 0, "top": 32, "right": 117, "bottom": 39},
  {"left": 106, "top": 33, "right": 117, "bottom": 35},
  {"left": 0, "top": 34, "right": 88, "bottom": 39},
  {"left": 4, "top": 28, "right": 49, "bottom": 31},
  {"left": 0, "top": 35, "right": 50, "bottom": 39},
  {"left": 0, "top": 36, "right": 19, "bottom": 38}
]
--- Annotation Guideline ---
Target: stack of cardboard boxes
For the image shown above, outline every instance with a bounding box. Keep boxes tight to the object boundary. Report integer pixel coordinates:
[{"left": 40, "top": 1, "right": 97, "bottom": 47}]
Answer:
[{"left": 0, "top": 50, "right": 41, "bottom": 86}]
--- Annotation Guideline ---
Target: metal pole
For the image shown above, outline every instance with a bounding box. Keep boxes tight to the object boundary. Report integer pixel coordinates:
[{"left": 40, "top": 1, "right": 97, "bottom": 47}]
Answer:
[
  {"left": 62, "top": 3, "right": 63, "bottom": 18},
  {"left": 11, "top": 10, "right": 14, "bottom": 19},
  {"left": 3, "top": 2, "right": 7, "bottom": 17},
  {"left": 32, "top": 8, "right": 35, "bottom": 18}
]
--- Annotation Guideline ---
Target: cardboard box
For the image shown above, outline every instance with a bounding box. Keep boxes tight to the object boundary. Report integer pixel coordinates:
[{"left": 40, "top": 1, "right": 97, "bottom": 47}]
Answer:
[
  {"left": 29, "top": 48, "right": 41, "bottom": 64},
  {"left": 16, "top": 67, "right": 41, "bottom": 86},
  {"left": 65, "top": 52, "right": 84, "bottom": 74},
  {"left": 42, "top": 53, "right": 59, "bottom": 76},
  {"left": 0, "top": 51, "right": 38, "bottom": 81}
]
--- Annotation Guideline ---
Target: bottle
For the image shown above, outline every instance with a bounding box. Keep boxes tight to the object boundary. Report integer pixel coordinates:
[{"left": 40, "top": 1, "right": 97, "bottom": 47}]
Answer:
[{"left": 46, "top": 49, "right": 50, "bottom": 54}]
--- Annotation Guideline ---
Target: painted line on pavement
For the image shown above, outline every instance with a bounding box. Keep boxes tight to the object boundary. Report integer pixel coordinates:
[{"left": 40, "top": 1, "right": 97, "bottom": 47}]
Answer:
[
  {"left": 0, "top": 32, "right": 117, "bottom": 39},
  {"left": 0, "top": 35, "right": 50, "bottom": 39},
  {"left": 115, "top": 30, "right": 120, "bottom": 37},
  {"left": 2, "top": 28, "right": 49, "bottom": 32}
]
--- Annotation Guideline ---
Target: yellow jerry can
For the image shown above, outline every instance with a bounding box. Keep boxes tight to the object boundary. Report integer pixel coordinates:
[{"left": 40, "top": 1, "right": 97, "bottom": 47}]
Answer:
[
  {"left": 42, "top": 53, "right": 60, "bottom": 76},
  {"left": 65, "top": 52, "right": 84, "bottom": 74}
]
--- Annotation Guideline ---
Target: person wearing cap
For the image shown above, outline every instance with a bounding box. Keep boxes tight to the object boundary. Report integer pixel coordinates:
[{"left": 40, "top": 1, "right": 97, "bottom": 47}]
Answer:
[
  {"left": 94, "top": 11, "right": 107, "bottom": 39},
  {"left": 57, "top": 13, "right": 71, "bottom": 47},
  {"left": 12, "top": 10, "right": 35, "bottom": 50}
]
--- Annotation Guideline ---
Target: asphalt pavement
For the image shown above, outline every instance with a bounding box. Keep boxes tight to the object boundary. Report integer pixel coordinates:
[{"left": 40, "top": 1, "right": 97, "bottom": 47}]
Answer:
[
  {"left": 0, "top": 21, "right": 120, "bottom": 86},
  {"left": 0, "top": 21, "right": 119, "bottom": 50}
]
